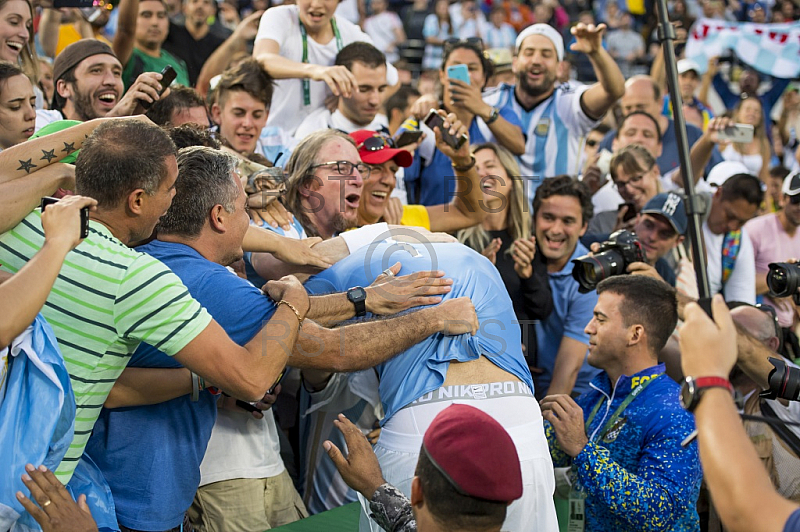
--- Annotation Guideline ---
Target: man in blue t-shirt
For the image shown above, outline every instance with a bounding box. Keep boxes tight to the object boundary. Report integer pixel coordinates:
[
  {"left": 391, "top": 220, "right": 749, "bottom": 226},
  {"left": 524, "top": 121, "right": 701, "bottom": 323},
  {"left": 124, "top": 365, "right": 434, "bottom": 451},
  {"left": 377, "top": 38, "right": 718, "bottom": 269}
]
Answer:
[
  {"left": 305, "top": 240, "right": 559, "bottom": 532},
  {"left": 532, "top": 176, "right": 600, "bottom": 399},
  {"left": 86, "top": 146, "right": 477, "bottom": 532}
]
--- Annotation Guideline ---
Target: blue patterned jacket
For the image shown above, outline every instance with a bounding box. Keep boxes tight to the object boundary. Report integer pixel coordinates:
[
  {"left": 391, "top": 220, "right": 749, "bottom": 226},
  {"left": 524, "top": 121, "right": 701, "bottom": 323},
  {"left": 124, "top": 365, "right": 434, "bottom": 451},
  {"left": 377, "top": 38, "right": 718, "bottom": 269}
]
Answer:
[{"left": 546, "top": 364, "right": 702, "bottom": 531}]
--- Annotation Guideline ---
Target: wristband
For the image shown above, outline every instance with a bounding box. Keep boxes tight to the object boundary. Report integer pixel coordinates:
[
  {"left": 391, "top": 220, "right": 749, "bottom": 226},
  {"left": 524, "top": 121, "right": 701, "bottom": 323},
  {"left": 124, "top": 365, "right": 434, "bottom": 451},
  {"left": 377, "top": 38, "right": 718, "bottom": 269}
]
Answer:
[
  {"left": 453, "top": 156, "right": 476, "bottom": 172},
  {"left": 340, "top": 222, "right": 391, "bottom": 254}
]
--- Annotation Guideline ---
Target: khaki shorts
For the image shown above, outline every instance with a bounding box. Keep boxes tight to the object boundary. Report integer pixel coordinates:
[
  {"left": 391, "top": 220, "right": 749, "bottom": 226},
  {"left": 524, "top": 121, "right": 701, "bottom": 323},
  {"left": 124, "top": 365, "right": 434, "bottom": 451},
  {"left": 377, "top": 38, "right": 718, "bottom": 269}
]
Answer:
[{"left": 189, "top": 470, "right": 308, "bottom": 531}]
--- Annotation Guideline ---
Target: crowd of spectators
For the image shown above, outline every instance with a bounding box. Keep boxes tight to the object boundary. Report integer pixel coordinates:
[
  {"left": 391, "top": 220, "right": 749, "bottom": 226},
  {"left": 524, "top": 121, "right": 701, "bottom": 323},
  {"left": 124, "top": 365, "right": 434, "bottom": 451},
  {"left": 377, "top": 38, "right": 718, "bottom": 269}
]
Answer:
[{"left": 3, "top": 0, "right": 800, "bottom": 530}]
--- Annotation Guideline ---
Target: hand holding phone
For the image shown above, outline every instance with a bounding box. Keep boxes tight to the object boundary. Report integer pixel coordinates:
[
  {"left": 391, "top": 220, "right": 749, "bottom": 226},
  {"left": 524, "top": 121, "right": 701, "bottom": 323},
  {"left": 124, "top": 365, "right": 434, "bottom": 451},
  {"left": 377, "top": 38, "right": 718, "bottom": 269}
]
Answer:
[
  {"left": 716, "top": 123, "right": 755, "bottom": 143},
  {"left": 423, "top": 109, "right": 468, "bottom": 151},
  {"left": 40, "top": 195, "right": 95, "bottom": 244},
  {"left": 139, "top": 65, "right": 178, "bottom": 110}
]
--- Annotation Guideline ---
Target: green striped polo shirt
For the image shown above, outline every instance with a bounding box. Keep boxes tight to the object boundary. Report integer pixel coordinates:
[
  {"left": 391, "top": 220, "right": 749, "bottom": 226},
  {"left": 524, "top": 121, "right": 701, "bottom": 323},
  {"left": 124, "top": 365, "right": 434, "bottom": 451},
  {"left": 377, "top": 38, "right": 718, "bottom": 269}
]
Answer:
[{"left": 0, "top": 210, "right": 212, "bottom": 482}]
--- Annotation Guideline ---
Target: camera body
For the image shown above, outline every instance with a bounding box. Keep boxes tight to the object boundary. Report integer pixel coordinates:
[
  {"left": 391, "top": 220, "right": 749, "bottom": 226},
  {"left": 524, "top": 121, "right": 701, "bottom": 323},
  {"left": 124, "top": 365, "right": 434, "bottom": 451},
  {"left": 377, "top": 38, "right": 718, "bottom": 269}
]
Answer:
[
  {"left": 767, "top": 262, "right": 800, "bottom": 305},
  {"left": 572, "top": 230, "right": 645, "bottom": 293}
]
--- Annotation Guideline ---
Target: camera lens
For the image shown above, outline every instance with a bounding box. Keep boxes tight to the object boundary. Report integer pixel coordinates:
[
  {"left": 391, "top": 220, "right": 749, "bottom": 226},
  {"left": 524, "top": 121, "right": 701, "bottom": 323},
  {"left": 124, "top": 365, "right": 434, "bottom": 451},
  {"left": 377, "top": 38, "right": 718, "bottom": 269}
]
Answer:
[
  {"left": 767, "top": 263, "right": 800, "bottom": 298},
  {"left": 572, "top": 249, "right": 626, "bottom": 293}
]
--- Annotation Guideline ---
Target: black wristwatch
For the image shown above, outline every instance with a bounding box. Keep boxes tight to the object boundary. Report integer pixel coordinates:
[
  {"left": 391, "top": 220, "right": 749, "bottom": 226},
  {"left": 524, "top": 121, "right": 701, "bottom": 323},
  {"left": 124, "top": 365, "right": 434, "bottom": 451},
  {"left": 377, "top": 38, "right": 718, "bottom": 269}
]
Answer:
[
  {"left": 679, "top": 376, "right": 734, "bottom": 412},
  {"left": 347, "top": 286, "right": 367, "bottom": 317}
]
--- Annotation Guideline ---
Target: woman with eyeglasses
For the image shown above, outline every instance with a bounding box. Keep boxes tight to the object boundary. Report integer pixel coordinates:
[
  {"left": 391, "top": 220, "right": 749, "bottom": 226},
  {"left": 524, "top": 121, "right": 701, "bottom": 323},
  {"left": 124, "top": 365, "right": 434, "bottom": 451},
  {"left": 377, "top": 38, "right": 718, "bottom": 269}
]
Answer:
[
  {"left": 457, "top": 142, "right": 553, "bottom": 367},
  {"left": 720, "top": 96, "right": 772, "bottom": 184},
  {"left": 403, "top": 39, "right": 525, "bottom": 207},
  {"left": 587, "top": 144, "right": 662, "bottom": 235}
]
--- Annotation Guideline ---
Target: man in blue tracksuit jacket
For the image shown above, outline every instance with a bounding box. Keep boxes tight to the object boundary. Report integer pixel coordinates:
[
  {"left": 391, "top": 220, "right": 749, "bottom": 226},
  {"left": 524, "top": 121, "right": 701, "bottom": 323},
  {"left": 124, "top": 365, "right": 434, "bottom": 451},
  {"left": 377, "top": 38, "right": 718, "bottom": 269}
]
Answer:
[{"left": 541, "top": 275, "right": 702, "bottom": 531}]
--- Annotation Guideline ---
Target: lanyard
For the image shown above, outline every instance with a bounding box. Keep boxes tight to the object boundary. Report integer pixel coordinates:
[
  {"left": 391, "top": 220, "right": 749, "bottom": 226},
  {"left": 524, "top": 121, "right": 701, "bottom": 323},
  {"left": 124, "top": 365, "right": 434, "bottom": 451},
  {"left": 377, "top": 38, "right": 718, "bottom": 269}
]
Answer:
[
  {"left": 299, "top": 18, "right": 343, "bottom": 106},
  {"left": 585, "top": 375, "right": 661, "bottom": 442}
]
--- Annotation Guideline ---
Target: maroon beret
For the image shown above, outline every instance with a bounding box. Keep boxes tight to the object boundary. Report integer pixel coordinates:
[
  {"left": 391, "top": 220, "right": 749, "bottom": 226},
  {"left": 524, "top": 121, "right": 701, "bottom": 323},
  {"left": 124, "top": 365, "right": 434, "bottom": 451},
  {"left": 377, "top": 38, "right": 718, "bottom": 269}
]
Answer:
[{"left": 422, "top": 404, "right": 523, "bottom": 502}]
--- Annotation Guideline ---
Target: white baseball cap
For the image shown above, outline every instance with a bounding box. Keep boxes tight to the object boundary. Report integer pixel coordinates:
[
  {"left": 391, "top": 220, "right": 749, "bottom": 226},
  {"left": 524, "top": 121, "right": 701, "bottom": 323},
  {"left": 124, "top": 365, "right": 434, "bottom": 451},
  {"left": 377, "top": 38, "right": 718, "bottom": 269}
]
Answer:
[{"left": 515, "top": 24, "right": 564, "bottom": 61}]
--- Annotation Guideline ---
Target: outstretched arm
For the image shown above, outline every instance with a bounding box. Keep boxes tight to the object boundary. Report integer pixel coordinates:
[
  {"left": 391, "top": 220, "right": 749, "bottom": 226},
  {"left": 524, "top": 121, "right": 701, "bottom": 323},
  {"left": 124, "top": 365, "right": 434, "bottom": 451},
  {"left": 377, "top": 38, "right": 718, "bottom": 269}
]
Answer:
[{"left": 572, "top": 23, "right": 626, "bottom": 119}]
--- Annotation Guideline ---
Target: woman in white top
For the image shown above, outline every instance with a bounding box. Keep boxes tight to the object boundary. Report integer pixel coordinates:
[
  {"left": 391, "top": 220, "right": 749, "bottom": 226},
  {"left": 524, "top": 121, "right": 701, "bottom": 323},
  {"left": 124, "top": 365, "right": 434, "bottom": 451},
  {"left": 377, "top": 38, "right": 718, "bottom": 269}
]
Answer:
[
  {"left": 0, "top": 0, "right": 43, "bottom": 108},
  {"left": 253, "top": 0, "right": 397, "bottom": 136},
  {"left": 721, "top": 96, "right": 772, "bottom": 183}
]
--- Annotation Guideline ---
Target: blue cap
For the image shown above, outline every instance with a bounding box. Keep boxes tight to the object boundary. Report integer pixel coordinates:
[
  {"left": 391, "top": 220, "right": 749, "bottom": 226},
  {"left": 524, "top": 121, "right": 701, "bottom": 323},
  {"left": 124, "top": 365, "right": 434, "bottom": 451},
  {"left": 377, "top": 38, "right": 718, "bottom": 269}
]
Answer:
[{"left": 641, "top": 192, "right": 687, "bottom": 235}]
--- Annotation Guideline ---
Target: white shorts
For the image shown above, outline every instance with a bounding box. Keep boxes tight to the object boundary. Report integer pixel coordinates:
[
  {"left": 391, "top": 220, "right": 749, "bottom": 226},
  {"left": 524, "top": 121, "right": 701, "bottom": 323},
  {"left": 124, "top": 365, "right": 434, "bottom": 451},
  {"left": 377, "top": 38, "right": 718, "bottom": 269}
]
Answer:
[{"left": 358, "top": 385, "right": 558, "bottom": 532}]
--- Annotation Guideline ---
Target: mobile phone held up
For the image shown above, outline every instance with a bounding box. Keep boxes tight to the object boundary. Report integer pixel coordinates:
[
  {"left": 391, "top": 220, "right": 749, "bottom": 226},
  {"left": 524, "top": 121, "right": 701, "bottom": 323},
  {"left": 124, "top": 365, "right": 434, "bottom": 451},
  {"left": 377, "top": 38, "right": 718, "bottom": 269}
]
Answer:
[
  {"left": 446, "top": 64, "right": 470, "bottom": 85},
  {"left": 423, "top": 109, "right": 468, "bottom": 151},
  {"left": 716, "top": 123, "right": 755, "bottom": 144},
  {"left": 139, "top": 65, "right": 178, "bottom": 110},
  {"left": 41, "top": 196, "right": 90, "bottom": 239},
  {"left": 394, "top": 129, "right": 424, "bottom": 148}
]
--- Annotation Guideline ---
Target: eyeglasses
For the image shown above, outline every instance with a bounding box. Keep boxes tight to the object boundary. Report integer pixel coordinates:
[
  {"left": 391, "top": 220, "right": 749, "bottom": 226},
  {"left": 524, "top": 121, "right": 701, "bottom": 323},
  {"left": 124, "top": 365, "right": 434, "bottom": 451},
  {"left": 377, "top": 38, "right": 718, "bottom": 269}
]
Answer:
[
  {"left": 357, "top": 135, "right": 395, "bottom": 152},
  {"left": 739, "top": 302, "right": 783, "bottom": 353},
  {"left": 613, "top": 165, "right": 655, "bottom": 191},
  {"left": 443, "top": 37, "right": 484, "bottom": 53},
  {"left": 308, "top": 160, "right": 371, "bottom": 178}
]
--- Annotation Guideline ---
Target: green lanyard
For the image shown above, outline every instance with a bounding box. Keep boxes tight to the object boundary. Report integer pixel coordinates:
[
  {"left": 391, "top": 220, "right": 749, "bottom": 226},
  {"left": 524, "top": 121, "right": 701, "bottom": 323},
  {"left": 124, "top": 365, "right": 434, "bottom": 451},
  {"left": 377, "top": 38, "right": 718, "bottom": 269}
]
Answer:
[
  {"left": 299, "top": 18, "right": 343, "bottom": 106},
  {"left": 585, "top": 375, "right": 662, "bottom": 442}
]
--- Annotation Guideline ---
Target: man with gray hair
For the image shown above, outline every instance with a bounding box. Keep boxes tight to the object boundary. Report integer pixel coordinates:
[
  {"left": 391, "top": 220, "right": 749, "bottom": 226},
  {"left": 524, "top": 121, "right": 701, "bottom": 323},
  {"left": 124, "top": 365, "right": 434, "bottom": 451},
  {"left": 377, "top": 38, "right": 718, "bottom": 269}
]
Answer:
[{"left": 86, "top": 145, "right": 476, "bottom": 531}]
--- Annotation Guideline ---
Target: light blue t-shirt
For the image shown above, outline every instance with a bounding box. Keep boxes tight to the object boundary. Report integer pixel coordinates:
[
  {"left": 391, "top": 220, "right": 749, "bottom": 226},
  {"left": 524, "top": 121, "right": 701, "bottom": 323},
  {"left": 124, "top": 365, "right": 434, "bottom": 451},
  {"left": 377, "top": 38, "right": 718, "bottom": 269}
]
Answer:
[
  {"left": 534, "top": 242, "right": 600, "bottom": 399},
  {"left": 304, "top": 241, "right": 534, "bottom": 422}
]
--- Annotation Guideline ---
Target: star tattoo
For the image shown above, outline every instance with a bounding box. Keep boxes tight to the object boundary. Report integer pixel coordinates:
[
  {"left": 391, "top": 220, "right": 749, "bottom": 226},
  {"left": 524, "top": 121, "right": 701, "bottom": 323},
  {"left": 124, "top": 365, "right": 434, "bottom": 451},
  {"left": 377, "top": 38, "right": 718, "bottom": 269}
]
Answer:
[
  {"left": 62, "top": 142, "right": 76, "bottom": 154},
  {"left": 40, "top": 149, "right": 56, "bottom": 162},
  {"left": 17, "top": 159, "right": 37, "bottom": 173}
]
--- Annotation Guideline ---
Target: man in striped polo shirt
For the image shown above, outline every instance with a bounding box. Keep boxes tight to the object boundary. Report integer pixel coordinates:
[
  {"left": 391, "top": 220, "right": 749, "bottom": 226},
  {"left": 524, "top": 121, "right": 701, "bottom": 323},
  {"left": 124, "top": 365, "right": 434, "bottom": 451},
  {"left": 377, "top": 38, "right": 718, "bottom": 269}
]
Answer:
[{"left": 480, "top": 23, "right": 624, "bottom": 206}]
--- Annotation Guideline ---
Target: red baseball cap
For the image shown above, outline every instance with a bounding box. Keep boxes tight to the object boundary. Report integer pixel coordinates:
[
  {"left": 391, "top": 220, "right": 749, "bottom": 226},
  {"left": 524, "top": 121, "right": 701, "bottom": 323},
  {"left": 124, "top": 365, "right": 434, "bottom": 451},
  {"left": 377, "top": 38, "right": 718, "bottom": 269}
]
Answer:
[
  {"left": 349, "top": 130, "right": 413, "bottom": 168},
  {"left": 422, "top": 404, "right": 523, "bottom": 502}
]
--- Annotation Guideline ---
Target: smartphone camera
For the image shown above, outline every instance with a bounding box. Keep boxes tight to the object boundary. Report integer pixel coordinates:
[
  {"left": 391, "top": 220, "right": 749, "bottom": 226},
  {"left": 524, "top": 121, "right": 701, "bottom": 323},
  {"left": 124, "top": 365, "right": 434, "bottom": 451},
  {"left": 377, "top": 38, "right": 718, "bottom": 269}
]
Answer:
[
  {"left": 423, "top": 109, "right": 468, "bottom": 150},
  {"left": 41, "top": 196, "right": 90, "bottom": 239}
]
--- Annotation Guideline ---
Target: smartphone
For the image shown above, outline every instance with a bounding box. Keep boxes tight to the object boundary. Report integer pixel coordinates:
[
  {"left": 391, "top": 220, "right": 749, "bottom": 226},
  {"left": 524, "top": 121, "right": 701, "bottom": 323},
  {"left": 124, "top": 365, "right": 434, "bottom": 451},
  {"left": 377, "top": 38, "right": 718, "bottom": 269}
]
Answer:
[
  {"left": 139, "top": 65, "right": 178, "bottom": 110},
  {"left": 79, "top": 7, "right": 103, "bottom": 22},
  {"left": 54, "top": 0, "right": 94, "bottom": 8},
  {"left": 423, "top": 109, "right": 467, "bottom": 150},
  {"left": 620, "top": 202, "right": 638, "bottom": 223},
  {"left": 41, "top": 196, "right": 90, "bottom": 239},
  {"left": 446, "top": 64, "right": 471, "bottom": 85},
  {"left": 393, "top": 129, "right": 424, "bottom": 148},
  {"left": 267, "top": 369, "right": 286, "bottom": 395},
  {"left": 717, "top": 123, "right": 755, "bottom": 143}
]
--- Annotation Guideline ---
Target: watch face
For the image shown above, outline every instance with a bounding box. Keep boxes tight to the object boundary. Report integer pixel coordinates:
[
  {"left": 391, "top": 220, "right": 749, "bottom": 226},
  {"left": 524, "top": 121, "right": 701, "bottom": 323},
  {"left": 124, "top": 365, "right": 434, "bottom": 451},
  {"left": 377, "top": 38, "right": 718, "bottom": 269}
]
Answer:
[
  {"left": 348, "top": 287, "right": 367, "bottom": 301},
  {"left": 680, "top": 378, "right": 696, "bottom": 410}
]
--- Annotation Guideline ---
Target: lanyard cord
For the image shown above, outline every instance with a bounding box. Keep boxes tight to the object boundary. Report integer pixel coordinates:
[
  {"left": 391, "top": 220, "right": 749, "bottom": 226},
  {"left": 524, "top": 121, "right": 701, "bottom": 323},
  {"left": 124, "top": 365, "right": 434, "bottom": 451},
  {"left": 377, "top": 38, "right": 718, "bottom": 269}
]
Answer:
[
  {"left": 585, "top": 375, "right": 662, "bottom": 442},
  {"left": 299, "top": 18, "right": 343, "bottom": 106}
]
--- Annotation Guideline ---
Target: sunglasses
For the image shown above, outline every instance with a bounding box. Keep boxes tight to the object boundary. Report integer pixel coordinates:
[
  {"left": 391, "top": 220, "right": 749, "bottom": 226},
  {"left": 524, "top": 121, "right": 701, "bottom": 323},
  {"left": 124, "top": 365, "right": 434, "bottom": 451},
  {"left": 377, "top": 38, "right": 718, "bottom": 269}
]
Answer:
[
  {"left": 443, "top": 37, "right": 484, "bottom": 53},
  {"left": 790, "top": 194, "right": 800, "bottom": 205},
  {"left": 585, "top": 139, "right": 598, "bottom": 148},
  {"left": 357, "top": 135, "right": 395, "bottom": 152}
]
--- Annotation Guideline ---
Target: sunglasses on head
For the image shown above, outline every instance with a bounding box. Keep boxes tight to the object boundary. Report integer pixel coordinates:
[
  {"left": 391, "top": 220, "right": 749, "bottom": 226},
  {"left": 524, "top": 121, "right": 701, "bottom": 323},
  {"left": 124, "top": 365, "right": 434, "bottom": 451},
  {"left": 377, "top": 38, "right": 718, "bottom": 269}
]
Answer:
[
  {"left": 443, "top": 37, "right": 484, "bottom": 53},
  {"left": 357, "top": 135, "right": 395, "bottom": 152}
]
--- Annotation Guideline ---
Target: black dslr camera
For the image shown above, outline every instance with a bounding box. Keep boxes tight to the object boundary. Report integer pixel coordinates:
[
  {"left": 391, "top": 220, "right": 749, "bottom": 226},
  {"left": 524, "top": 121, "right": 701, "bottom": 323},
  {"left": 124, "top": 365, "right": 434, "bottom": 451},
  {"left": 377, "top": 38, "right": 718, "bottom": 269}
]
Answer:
[
  {"left": 572, "top": 230, "right": 645, "bottom": 293},
  {"left": 767, "top": 262, "right": 800, "bottom": 304},
  {"left": 762, "top": 357, "right": 800, "bottom": 402}
]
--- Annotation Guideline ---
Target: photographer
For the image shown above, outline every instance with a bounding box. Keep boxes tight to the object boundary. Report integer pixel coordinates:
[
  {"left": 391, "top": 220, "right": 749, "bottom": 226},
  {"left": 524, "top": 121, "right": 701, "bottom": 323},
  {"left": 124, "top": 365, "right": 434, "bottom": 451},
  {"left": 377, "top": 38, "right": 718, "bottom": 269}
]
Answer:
[
  {"left": 680, "top": 297, "right": 800, "bottom": 532},
  {"left": 583, "top": 191, "right": 687, "bottom": 287}
]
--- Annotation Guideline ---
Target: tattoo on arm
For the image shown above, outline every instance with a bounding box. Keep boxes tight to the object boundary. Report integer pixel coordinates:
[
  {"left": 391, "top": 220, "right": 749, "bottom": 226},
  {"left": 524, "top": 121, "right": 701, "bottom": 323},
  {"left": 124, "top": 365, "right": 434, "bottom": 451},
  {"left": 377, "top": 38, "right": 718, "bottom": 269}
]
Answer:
[
  {"left": 16, "top": 159, "right": 37, "bottom": 173},
  {"left": 40, "top": 149, "right": 56, "bottom": 162}
]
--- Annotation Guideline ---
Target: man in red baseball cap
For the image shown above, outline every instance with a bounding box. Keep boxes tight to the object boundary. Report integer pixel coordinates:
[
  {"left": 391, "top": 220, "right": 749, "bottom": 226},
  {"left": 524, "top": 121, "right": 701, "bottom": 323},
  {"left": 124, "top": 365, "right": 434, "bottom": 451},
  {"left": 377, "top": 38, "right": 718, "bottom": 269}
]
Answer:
[
  {"left": 350, "top": 112, "right": 486, "bottom": 234},
  {"left": 325, "top": 404, "right": 523, "bottom": 531}
]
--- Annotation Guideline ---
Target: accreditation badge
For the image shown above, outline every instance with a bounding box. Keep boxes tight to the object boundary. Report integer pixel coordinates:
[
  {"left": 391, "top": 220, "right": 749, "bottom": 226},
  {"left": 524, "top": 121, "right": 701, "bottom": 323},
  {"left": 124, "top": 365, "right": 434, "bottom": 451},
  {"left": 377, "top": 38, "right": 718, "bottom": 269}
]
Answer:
[
  {"left": 535, "top": 117, "right": 550, "bottom": 137},
  {"left": 602, "top": 416, "right": 627, "bottom": 443},
  {"left": 568, "top": 487, "right": 586, "bottom": 532}
]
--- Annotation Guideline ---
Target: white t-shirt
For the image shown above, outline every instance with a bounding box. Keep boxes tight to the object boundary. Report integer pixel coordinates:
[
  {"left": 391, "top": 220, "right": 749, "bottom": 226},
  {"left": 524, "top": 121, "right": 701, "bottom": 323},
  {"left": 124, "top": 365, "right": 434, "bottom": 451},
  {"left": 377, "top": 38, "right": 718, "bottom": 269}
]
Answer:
[
  {"left": 35, "top": 109, "right": 65, "bottom": 132},
  {"left": 255, "top": 5, "right": 398, "bottom": 136},
  {"left": 364, "top": 11, "right": 404, "bottom": 63},
  {"left": 294, "top": 108, "right": 389, "bottom": 140},
  {"left": 703, "top": 221, "right": 756, "bottom": 304},
  {"left": 198, "top": 407, "right": 285, "bottom": 486}
]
